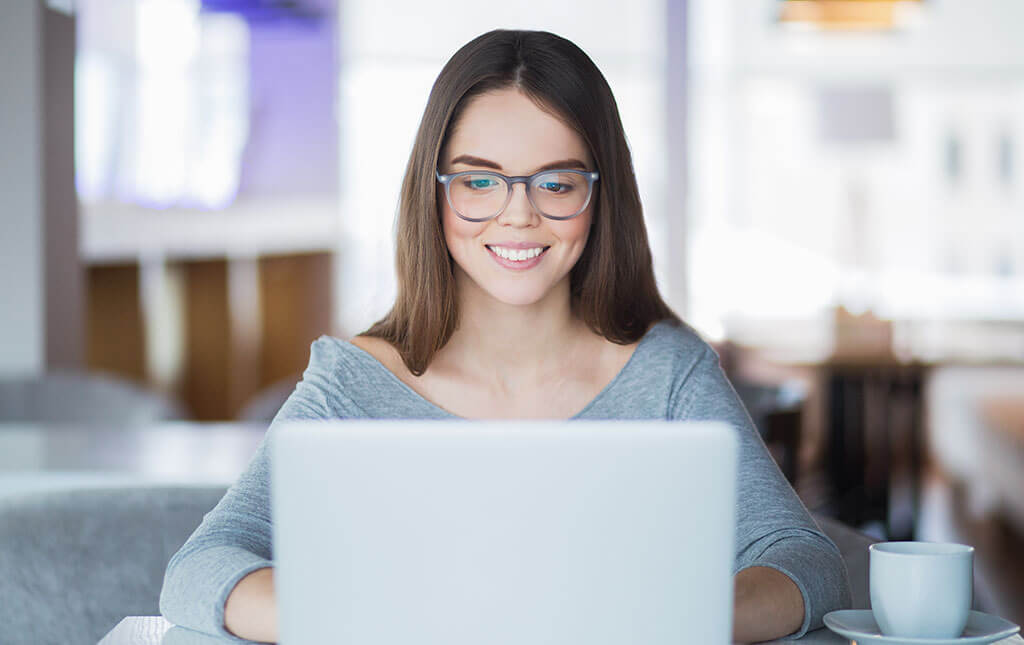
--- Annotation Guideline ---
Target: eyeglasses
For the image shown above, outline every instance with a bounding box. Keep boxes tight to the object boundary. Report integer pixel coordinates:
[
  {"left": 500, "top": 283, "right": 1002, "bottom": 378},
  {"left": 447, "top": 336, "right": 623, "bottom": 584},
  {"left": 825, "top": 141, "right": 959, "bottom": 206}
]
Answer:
[{"left": 436, "top": 168, "right": 599, "bottom": 222}]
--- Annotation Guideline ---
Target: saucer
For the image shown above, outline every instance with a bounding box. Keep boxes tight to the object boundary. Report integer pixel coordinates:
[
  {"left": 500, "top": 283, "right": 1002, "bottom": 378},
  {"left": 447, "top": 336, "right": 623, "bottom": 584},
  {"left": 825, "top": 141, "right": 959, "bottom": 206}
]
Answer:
[{"left": 823, "top": 610, "right": 1020, "bottom": 645}]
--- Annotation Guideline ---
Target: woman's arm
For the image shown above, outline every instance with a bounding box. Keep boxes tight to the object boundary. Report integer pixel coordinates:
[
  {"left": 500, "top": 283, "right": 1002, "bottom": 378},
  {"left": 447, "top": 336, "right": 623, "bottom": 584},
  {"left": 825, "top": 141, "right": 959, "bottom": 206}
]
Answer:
[
  {"left": 732, "top": 566, "right": 804, "bottom": 643},
  {"left": 224, "top": 567, "right": 278, "bottom": 642},
  {"left": 160, "top": 337, "right": 347, "bottom": 640},
  {"left": 669, "top": 344, "right": 852, "bottom": 639}
]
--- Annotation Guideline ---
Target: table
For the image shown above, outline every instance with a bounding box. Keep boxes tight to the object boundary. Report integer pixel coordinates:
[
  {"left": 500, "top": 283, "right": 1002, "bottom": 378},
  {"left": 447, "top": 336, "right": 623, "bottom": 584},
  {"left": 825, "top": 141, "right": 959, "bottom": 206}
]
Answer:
[
  {"left": 98, "top": 616, "right": 1024, "bottom": 645},
  {"left": 981, "top": 396, "right": 1024, "bottom": 444},
  {"left": 0, "top": 422, "right": 267, "bottom": 496}
]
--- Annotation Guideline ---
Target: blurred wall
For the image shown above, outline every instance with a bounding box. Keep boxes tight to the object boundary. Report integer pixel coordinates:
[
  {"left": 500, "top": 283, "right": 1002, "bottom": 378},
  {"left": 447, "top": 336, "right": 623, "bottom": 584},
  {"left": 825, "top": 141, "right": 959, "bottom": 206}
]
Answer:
[
  {"left": 44, "top": 6, "right": 84, "bottom": 371},
  {"left": 686, "top": 0, "right": 1024, "bottom": 354},
  {"left": 0, "top": 1, "right": 82, "bottom": 379},
  {"left": 0, "top": 1, "right": 44, "bottom": 377}
]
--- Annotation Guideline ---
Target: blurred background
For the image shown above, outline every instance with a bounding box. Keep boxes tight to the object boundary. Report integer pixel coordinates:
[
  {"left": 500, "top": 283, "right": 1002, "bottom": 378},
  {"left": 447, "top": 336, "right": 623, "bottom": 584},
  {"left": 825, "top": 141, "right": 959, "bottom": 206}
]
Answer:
[{"left": 2, "top": 0, "right": 1023, "bottom": 637}]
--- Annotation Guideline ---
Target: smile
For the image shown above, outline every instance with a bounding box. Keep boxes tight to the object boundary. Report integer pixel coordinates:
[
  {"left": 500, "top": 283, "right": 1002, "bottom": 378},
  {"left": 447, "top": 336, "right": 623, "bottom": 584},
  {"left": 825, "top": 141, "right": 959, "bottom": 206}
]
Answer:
[
  {"left": 485, "top": 245, "right": 549, "bottom": 261},
  {"left": 485, "top": 245, "right": 550, "bottom": 270}
]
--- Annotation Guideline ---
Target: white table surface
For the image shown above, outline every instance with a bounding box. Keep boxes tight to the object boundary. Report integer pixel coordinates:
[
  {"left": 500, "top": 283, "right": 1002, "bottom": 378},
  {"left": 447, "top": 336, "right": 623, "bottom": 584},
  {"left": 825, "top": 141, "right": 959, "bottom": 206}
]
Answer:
[
  {"left": 97, "top": 615, "right": 1024, "bottom": 645},
  {"left": 0, "top": 422, "right": 266, "bottom": 496}
]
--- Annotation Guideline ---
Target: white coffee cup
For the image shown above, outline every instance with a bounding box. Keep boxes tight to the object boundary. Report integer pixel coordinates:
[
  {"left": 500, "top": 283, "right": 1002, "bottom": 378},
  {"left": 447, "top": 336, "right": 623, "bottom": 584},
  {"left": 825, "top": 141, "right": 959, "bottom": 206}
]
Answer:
[{"left": 869, "top": 541, "right": 974, "bottom": 638}]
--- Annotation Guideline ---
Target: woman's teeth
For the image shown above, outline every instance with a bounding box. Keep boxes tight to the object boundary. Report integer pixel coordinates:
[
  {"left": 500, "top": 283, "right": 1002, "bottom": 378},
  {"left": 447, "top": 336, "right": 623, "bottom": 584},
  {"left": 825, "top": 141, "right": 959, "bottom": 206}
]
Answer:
[{"left": 487, "top": 245, "right": 548, "bottom": 261}]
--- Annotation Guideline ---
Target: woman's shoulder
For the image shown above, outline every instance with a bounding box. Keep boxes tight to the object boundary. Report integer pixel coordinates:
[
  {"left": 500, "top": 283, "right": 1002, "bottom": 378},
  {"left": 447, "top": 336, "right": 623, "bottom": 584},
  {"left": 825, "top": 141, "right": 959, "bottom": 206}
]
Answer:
[
  {"left": 315, "top": 333, "right": 430, "bottom": 393},
  {"left": 642, "top": 318, "right": 718, "bottom": 365},
  {"left": 596, "top": 319, "right": 718, "bottom": 402},
  {"left": 306, "top": 333, "right": 405, "bottom": 379},
  {"left": 291, "top": 334, "right": 426, "bottom": 417},
  {"left": 347, "top": 334, "right": 400, "bottom": 368}
]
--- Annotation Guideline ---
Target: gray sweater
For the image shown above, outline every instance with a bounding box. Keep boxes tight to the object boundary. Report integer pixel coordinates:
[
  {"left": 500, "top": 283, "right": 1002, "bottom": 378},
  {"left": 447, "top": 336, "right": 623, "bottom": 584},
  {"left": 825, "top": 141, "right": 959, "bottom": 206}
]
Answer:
[{"left": 159, "top": 319, "right": 851, "bottom": 641}]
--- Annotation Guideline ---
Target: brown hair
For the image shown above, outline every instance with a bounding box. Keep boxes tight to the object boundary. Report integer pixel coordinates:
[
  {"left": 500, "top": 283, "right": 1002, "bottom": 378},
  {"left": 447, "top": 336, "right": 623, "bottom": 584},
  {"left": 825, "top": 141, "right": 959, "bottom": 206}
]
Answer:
[{"left": 359, "top": 29, "right": 682, "bottom": 376}]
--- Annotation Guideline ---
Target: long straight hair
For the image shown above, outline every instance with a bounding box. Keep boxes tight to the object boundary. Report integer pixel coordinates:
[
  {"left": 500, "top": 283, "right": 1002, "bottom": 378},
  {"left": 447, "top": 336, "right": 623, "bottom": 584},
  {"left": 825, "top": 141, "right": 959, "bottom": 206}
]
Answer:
[{"left": 360, "top": 29, "right": 682, "bottom": 376}]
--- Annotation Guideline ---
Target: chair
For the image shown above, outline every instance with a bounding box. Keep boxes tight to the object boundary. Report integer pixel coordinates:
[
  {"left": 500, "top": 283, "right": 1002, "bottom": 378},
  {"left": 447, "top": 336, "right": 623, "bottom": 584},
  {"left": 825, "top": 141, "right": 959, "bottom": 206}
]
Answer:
[
  {"left": 0, "top": 486, "right": 226, "bottom": 645},
  {"left": 0, "top": 370, "right": 187, "bottom": 424},
  {"left": 236, "top": 373, "right": 300, "bottom": 423},
  {"left": 733, "top": 381, "right": 806, "bottom": 484}
]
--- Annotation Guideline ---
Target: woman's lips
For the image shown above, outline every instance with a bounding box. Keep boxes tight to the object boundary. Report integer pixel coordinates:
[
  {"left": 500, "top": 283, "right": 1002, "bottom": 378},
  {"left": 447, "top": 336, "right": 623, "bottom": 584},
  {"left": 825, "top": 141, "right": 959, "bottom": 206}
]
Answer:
[{"left": 486, "top": 245, "right": 549, "bottom": 270}]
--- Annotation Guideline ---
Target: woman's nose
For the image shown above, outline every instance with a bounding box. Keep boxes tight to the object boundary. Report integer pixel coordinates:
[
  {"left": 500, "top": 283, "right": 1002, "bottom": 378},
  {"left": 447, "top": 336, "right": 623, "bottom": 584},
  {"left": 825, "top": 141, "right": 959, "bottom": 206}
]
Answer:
[{"left": 497, "top": 182, "right": 540, "bottom": 225}]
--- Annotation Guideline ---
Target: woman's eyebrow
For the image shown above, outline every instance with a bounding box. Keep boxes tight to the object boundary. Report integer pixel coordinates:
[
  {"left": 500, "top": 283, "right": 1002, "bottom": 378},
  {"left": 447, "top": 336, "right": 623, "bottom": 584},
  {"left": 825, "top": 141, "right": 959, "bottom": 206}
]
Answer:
[{"left": 449, "top": 154, "right": 588, "bottom": 173}]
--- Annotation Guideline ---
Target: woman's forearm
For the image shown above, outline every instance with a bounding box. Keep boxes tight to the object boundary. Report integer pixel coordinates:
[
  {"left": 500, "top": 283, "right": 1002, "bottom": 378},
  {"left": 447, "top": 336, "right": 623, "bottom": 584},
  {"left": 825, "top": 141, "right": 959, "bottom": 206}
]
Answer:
[
  {"left": 224, "top": 566, "right": 278, "bottom": 642},
  {"left": 220, "top": 564, "right": 800, "bottom": 643},
  {"left": 732, "top": 566, "right": 805, "bottom": 643}
]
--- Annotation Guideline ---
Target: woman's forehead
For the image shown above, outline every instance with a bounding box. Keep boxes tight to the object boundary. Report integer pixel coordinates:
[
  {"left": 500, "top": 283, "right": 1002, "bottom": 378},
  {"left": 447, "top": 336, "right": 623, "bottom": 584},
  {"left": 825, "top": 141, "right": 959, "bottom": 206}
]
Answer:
[{"left": 444, "top": 88, "right": 591, "bottom": 172}]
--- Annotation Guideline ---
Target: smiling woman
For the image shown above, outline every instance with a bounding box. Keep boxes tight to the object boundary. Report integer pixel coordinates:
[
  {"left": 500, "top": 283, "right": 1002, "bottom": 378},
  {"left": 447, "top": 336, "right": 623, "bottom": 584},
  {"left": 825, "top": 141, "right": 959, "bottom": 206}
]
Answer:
[
  {"left": 358, "top": 29, "right": 678, "bottom": 381},
  {"left": 158, "top": 29, "right": 852, "bottom": 645}
]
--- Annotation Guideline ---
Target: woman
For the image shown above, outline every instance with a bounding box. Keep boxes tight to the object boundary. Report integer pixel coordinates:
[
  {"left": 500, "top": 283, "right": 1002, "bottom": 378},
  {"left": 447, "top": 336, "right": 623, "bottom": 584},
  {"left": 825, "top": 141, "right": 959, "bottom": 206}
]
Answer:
[{"left": 160, "top": 29, "right": 850, "bottom": 643}]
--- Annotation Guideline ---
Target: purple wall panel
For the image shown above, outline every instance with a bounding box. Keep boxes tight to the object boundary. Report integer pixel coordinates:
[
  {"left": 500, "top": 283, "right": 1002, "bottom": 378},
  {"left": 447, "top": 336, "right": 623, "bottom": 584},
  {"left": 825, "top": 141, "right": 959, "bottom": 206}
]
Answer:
[{"left": 237, "top": 7, "right": 338, "bottom": 197}]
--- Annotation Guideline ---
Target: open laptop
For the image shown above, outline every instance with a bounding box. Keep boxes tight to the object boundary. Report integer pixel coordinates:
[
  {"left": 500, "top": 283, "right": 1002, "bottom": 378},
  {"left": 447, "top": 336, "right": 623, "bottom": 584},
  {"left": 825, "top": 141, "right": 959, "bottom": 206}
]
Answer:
[{"left": 270, "top": 419, "right": 737, "bottom": 644}]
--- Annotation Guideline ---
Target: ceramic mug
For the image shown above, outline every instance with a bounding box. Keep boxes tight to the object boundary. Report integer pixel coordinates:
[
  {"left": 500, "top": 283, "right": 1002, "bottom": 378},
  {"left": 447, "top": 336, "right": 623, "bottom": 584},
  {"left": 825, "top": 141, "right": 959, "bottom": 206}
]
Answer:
[{"left": 869, "top": 541, "right": 974, "bottom": 638}]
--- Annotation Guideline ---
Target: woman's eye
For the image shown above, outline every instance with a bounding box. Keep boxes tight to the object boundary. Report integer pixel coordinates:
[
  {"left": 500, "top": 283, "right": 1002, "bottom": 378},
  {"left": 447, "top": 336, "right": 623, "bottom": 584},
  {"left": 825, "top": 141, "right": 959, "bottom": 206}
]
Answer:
[
  {"left": 540, "top": 182, "right": 571, "bottom": 193},
  {"left": 464, "top": 178, "right": 497, "bottom": 190}
]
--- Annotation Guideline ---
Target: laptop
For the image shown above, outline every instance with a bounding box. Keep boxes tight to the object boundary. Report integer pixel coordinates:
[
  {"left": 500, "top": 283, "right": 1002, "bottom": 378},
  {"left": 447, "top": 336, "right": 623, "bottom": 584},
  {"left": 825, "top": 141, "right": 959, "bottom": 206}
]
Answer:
[{"left": 270, "top": 419, "right": 737, "bottom": 644}]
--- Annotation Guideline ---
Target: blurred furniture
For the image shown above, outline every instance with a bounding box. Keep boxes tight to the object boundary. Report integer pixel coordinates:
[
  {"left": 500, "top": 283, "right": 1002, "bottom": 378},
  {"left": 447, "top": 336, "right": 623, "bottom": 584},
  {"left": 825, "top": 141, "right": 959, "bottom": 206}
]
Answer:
[
  {"left": 0, "top": 486, "right": 227, "bottom": 645},
  {"left": 236, "top": 373, "right": 301, "bottom": 422},
  {"left": 0, "top": 421, "right": 264, "bottom": 643},
  {"left": 815, "top": 307, "right": 926, "bottom": 540},
  {"left": 981, "top": 396, "right": 1024, "bottom": 443},
  {"left": 733, "top": 382, "right": 805, "bottom": 484},
  {"left": 928, "top": 366, "right": 1024, "bottom": 536},
  {"left": 0, "top": 422, "right": 266, "bottom": 498},
  {"left": 0, "top": 370, "right": 185, "bottom": 424},
  {"left": 824, "top": 359, "right": 928, "bottom": 541},
  {"left": 87, "top": 252, "right": 332, "bottom": 422}
]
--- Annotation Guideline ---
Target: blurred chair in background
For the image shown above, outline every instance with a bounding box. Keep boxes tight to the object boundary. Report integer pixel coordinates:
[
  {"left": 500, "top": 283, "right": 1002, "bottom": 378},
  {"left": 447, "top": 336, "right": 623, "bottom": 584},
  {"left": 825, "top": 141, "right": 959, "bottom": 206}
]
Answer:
[
  {"left": 732, "top": 381, "right": 806, "bottom": 485},
  {"left": 0, "top": 370, "right": 187, "bottom": 424},
  {"left": 236, "top": 373, "right": 301, "bottom": 423},
  {"left": 0, "top": 486, "right": 226, "bottom": 645},
  {"left": 928, "top": 366, "right": 1024, "bottom": 536}
]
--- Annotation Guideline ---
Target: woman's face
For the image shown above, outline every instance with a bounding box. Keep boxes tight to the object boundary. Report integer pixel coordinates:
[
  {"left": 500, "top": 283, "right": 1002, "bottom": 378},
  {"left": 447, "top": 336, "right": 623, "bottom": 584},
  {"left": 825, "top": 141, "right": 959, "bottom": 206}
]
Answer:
[{"left": 439, "top": 87, "right": 595, "bottom": 308}]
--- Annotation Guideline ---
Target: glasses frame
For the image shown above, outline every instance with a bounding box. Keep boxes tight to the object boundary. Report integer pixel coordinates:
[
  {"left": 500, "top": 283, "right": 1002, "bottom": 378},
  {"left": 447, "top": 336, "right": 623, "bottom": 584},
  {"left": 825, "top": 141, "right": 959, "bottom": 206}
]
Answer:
[{"left": 435, "top": 168, "right": 600, "bottom": 222}]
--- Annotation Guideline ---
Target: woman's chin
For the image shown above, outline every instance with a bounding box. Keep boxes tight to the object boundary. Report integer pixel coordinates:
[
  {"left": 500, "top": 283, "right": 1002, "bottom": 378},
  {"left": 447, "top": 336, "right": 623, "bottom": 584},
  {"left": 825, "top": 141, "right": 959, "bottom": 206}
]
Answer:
[
  {"left": 484, "top": 287, "right": 551, "bottom": 308},
  {"left": 453, "top": 262, "right": 570, "bottom": 309}
]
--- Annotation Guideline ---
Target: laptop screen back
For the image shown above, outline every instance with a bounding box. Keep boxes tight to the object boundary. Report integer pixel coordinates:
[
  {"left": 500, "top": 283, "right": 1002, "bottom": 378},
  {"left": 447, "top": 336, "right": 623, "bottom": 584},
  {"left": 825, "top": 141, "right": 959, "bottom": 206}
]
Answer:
[{"left": 271, "top": 419, "right": 737, "bottom": 645}]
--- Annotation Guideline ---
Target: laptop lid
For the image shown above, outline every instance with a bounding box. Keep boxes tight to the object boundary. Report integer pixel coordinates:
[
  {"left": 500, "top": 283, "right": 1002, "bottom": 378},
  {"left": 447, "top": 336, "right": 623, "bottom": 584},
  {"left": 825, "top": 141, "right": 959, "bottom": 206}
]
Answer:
[{"left": 271, "top": 419, "right": 737, "bottom": 645}]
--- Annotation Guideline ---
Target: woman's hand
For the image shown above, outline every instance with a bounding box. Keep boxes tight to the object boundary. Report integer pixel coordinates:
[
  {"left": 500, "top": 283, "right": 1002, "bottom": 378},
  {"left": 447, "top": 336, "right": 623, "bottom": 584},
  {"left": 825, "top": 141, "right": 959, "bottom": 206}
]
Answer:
[
  {"left": 732, "top": 566, "right": 805, "bottom": 643},
  {"left": 220, "top": 564, "right": 801, "bottom": 644},
  {"left": 224, "top": 566, "right": 278, "bottom": 643}
]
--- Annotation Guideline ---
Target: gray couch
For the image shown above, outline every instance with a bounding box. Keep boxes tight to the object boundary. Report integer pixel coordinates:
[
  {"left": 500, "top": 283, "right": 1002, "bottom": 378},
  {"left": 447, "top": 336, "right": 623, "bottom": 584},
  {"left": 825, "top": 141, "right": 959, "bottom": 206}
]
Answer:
[
  {"left": 0, "top": 486, "right": 876, "bottom": 644},
  {"left": 0, "top": 371, "right": 186, "bottom": 424},
  {"left": 0, "top": 486, "right": 226, "bottom": 645}
]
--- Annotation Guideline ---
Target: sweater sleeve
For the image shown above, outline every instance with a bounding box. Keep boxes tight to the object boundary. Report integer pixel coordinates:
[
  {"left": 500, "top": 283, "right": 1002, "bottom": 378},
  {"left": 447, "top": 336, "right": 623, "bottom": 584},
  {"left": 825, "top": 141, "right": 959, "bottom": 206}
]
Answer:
[
  {"left": 158, "top": 338, "right": 347, "bottom": 641},
  {"left": 669, "top": 346, "right": 852, "bottom": 639}
]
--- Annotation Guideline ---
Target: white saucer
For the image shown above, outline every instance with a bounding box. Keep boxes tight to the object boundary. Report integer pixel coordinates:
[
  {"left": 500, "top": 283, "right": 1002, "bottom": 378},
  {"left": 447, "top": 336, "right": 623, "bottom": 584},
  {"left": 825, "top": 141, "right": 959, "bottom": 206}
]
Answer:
[{"left": 823, "top": 610, "right": 1020, "bottom": 645}]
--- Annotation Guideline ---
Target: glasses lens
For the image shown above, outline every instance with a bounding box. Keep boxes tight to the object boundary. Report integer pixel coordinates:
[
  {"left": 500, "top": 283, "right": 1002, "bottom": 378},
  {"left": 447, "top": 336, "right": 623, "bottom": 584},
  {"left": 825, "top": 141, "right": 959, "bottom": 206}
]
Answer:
[
  {"left": 530, "top": 171, "right": 591, "bottom": 218},
  {"left": 448, "top": 173, "right": 509, "bottom": 220}
]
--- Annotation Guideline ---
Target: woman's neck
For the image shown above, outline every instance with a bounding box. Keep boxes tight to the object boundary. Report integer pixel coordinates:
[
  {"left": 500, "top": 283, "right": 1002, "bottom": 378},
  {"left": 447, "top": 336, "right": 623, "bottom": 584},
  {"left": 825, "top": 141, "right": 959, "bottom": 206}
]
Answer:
[{"left": 438, "top": 279, "right": 592, "bottom": 396}]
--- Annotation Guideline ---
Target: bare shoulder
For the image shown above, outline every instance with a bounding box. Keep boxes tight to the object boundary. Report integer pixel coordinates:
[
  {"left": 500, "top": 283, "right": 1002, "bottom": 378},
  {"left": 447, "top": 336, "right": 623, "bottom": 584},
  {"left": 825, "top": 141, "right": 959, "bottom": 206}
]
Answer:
[
  {"left": 349, "top": 335, "right": 395, "bottom": 363},
  {"left": 349, "top": 335, "right": 412, "bottom": 379}
]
